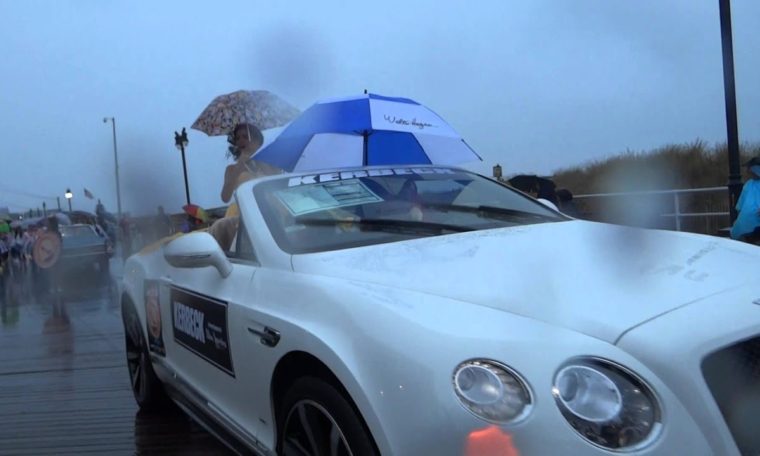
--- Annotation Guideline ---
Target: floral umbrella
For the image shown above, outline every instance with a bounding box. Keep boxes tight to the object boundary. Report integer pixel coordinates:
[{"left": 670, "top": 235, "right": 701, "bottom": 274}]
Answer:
[{"left": 191, "top": 90, "right": 300, "bottom": 136}]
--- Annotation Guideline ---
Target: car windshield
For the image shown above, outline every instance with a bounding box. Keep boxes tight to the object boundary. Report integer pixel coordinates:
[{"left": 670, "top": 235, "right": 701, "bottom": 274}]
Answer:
[
  {"left": 254, "top": 167, "right": 566, "bottom": 254},
  {"left": 60, "top": 225, "right": 97, "bottom": 238}
]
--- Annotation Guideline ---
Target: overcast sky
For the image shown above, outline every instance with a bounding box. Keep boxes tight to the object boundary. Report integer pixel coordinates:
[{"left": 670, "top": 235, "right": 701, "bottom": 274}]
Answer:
[{"left": 1, "top": 0, "right": 758, "bottom": 215}]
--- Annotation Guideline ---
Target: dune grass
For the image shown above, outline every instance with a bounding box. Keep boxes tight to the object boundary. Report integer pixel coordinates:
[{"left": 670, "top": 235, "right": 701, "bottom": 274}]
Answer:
[
  {"left": 551, "top": 141, "right": 759, "bottom": 194},
  {"left": 548, "top": 141, "right": 759, "bottom": 234}
]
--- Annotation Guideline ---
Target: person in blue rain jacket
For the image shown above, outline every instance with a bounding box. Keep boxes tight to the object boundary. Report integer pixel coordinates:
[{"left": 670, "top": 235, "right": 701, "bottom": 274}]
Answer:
[{"left": 730, "top": 156, "right": 760, "bottom": 242}]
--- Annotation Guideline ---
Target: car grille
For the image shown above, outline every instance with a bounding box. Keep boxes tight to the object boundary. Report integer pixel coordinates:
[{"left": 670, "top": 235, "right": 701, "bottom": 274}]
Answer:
[{"left": 702, "top": 336, "right": 760, "bottom": 455}]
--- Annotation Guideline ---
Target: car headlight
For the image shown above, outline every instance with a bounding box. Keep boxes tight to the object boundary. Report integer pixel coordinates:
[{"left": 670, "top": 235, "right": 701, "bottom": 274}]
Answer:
[
  {"left": 453, "top": 360, "right": 532, "bottom": 423},
  {"left": 553, "top": 358, "right": 662, "bottom": 450}
]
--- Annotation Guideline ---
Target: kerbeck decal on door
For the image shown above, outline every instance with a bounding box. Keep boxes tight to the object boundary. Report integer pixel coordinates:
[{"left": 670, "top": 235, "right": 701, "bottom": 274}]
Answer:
[
  {"left": 144, "top": 280, "right": 165, "bottom": 356},
  {"left": 170, "top": 287, "right": 235, "bottom": 377}
]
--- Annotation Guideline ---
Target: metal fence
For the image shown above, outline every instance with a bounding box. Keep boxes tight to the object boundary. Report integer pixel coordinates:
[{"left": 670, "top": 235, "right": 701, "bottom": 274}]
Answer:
[{"left": 573, "top": 186, "right": 730, "bottom": 235}]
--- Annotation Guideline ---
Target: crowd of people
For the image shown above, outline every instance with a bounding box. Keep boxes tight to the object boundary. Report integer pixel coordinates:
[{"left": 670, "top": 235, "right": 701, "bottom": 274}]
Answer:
[
  {"left": 0, "top": 216, "right": 66, "bottom": 298},
  {"left": 0, "top": 227, "right": 35, "bottom": 278},
  {"left": 0, "top": 204, "right": 159, "bottom": 294}
]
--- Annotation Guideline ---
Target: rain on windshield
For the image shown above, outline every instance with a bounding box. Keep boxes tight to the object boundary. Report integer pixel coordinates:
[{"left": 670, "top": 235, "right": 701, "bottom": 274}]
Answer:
[{"left": 254, "top": 167, "right": 566, "bottom": 253}]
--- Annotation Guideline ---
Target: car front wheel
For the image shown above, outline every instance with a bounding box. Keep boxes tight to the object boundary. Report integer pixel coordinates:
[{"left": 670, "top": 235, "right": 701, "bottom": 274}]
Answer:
[
  {"left": 122, "top": 299, "right": 167, "bottom": 411},
  {"left": 279, "top": 377, "right": 378, "bottom": 456}
]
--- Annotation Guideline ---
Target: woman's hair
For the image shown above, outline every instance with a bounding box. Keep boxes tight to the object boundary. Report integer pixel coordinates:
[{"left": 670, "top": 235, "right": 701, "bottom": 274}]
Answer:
[{"left": 227, "top": 123, "right": 264, "bottom": 160}]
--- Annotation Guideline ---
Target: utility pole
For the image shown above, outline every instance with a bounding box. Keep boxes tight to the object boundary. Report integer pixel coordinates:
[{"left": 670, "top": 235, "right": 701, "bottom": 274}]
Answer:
[
  {"left": 719, "top": 0, "right": 742, "bottom": 221},
  {"left": 103, "top": 117, "right": 123, "bottom": 219}
]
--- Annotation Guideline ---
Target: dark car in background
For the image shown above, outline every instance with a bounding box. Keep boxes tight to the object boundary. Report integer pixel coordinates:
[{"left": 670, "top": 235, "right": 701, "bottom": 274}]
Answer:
[{"left": 59, "top": 224, "right": 112, "bottom": 276}]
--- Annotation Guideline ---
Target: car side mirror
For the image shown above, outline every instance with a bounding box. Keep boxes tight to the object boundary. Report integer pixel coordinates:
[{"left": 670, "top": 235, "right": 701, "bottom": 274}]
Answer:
[
  {"left": 537, "top": 198, "right": 560, "bottom": 212},
  {"left": 163, "top": 232, "right": 232, "bottom": 278}
]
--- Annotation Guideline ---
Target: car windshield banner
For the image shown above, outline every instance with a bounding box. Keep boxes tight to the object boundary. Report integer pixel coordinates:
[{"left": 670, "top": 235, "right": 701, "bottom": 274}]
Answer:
[
  {"left": 171, "top": 287, "right": 235, "bottom": 377},
  {"left": 275, "top": 179, "right": 383, "bottom": 216}
]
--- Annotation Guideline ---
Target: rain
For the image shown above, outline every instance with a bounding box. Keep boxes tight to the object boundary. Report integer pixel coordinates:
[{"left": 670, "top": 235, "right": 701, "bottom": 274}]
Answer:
[{"left": 1, "top": 2, "right": 760, "bottom": 455}]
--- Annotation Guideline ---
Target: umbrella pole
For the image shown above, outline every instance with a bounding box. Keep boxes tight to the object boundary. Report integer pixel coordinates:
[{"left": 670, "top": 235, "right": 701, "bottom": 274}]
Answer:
[{"left": 362, "top": 131, "right": 369, "bottom": 166}]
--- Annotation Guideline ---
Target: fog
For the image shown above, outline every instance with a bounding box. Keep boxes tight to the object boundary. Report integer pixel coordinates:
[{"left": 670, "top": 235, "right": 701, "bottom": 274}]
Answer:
[{"left": 1, "top": 0, "right": 759, "bottom": 215}]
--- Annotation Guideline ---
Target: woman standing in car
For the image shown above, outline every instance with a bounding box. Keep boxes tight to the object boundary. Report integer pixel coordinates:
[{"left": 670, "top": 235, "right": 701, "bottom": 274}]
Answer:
[{"left": 210, "top": 123, "right": 281, "bottom": 251}]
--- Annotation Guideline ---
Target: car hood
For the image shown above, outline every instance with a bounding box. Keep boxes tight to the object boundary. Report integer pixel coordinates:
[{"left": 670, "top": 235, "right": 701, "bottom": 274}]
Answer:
[{"left": 291, "top": 220, "right": 760, "bottom": 343}]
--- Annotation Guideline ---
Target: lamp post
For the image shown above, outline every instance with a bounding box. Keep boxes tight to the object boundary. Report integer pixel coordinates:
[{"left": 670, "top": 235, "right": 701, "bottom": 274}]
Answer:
[
  {"left": 493, "top": 164, "right": 503, "bottom": 182},
  {"left": 103, "top": 117, "right": 123, "bottom": 220},
  {"left": 65, "top": 188, "right": 73, "bottom": 212},
  {"left": 718, "top": 0, "right": 742, "bottom": 222},
  {"left": 174, "top": 127, "right": 191, "bottom": 206}
]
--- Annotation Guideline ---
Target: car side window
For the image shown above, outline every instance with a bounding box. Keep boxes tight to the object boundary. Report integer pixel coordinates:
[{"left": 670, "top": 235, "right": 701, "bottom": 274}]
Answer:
[{"left": 234, "top": 218, "right": 257, "bottom": 262}]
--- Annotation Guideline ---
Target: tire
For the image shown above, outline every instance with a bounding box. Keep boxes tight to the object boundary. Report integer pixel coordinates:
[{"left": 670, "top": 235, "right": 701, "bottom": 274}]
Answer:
[
  {"left": 121, "top": 299, "right": 168, "bottom": 411},
  {"left": 278, "top": 377, "right": 378, "bottom": 456}
]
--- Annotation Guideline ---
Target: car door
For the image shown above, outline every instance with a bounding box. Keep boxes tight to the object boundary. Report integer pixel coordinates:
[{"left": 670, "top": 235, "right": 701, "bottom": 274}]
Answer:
[
  {"left": 157, "top": 232, "right": 260, "bottom": 436},
  {"left": 220, "top": 216, "right": 292, "bottom": 446},
  {"left": 157, "top": 218, "right": 275, "bottom": 445}
]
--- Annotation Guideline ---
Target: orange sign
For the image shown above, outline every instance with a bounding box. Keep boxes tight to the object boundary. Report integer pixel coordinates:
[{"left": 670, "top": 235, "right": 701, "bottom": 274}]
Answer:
[
  {"left": 465, "top": 426, "right": 519, "bottom": 456},
  {"left": 33, "top": 232, "right": 62, "bottom": 269}
]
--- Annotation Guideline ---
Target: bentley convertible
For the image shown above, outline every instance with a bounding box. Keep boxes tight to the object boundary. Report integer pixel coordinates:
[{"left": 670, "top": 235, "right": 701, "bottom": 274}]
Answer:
[{"left": 121, "top": 165, "right": 760, "bottom": 455}]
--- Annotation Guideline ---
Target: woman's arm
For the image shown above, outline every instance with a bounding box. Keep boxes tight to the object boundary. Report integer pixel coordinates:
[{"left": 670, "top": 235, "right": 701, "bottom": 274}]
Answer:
[
  {"left": 221, "top": 161, "right": 256, "bottom": 203},
  {"left": 221, "top": 163, "right": 242, "bottom": 203}
]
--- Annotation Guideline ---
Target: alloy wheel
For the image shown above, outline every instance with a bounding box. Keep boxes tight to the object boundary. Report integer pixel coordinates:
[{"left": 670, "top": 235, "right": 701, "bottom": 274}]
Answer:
[{"left": 282, "top": 399, "right": 353, "bottom": 456}]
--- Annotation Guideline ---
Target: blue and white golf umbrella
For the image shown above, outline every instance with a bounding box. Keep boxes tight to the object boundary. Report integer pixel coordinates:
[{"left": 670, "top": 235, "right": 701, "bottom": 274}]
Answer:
[{"left": 251, "top": 93, "right": 481, "bottom": 172}]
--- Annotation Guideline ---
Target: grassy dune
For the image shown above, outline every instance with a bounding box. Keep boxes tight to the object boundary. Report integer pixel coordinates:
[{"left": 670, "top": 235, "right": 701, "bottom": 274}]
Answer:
[
  {"left": 549, "top": 141, "right": 759, "bottom": 234},
  {"left": 552, "top": 141, "right": 759, "bottom": 194}
]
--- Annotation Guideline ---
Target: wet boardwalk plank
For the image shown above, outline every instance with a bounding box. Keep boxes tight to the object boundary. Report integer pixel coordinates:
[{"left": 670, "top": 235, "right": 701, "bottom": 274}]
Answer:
[{"left": 0, "top": 273, "right": 232, "bottom": 455}]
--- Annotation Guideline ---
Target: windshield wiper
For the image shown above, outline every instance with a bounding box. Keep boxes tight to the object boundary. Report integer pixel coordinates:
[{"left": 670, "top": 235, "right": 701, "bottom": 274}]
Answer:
[
  {"left": 423, "top": 203, "right": 564, "bottom": 222},
  {"left": 296, "top": 217, "right": 474, "bottom": 236}
]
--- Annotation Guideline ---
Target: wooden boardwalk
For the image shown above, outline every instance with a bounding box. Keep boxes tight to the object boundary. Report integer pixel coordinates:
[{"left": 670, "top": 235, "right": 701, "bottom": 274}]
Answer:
[{"left": 0, "top": 273, "right": 232, "bottom": 456}]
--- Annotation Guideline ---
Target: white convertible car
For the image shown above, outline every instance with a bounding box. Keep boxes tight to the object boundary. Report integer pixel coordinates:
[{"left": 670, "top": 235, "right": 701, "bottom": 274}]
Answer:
[{"left": 121, "top": 165, "right": 760, "bottom": 456}]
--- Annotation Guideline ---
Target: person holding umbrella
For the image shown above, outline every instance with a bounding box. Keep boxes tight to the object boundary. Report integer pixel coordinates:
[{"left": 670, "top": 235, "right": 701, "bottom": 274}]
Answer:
[
  {"left": 192, "top": 90, "right": 298, "bottom": 208},
  {"left": 221, "top": 123, "right": 281, "bottom": 205},
  {"left": 208, "top": 123, "right": 282, "bottom": 251},
  {"left": 192, "top": 90, "right": 299, "bottom": 251}
]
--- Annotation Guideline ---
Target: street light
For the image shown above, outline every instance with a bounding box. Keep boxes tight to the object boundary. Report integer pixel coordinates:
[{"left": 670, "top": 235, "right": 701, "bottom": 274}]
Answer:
[
  {"left": 103, "top": 117, "right": 123, "bottom": 220},
  {"left": 174, "top": 127, "right": 191, "bottom": 206},
  {"left": 65, "top": 188, "right": 73, "bottom": 212},
  {"left": 493, "top": 164, "right": 503, "bottom": 181}
]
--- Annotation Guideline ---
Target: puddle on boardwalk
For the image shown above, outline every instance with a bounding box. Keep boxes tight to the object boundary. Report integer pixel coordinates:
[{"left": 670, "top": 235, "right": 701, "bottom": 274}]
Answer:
[{"left": 0, "top": 268, "right": 232, "bottom": 455}]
